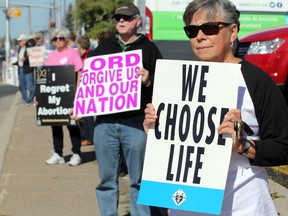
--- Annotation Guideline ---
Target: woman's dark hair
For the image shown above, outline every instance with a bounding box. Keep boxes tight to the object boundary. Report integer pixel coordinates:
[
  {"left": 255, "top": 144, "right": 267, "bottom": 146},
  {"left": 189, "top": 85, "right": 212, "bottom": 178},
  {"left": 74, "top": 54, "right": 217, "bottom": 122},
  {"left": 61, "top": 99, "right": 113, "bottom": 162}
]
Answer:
[
  {"left": 76, "top": 35, "right": 91, "bottom": 50},
  {"left": 26, "top": 38, "right": 36, "bottom": 48}
]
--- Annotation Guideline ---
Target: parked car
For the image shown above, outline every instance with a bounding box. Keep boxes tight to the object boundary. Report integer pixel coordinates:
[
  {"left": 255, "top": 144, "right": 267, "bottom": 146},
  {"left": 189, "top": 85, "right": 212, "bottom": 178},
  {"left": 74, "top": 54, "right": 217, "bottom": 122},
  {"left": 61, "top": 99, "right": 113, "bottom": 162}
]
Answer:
[{"left": 238, "top": 25, "right": 288, "bottom": 102}]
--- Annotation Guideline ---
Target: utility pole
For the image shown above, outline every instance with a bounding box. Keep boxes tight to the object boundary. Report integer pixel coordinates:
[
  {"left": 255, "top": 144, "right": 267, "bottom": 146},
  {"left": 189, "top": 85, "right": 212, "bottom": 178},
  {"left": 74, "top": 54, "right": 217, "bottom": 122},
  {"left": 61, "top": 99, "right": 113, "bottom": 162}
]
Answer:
[
  {"left": 5, "top": 0, "right": 10, "bottom": 63},
  {"left": 63, "top": 0, "right": 66, "bottom": 26},
  {"left": 27, "top": 6, "right": 31, "bottom": 35},
  {"left": 57, "top": 0, "right": 61, "bottom": 28}
]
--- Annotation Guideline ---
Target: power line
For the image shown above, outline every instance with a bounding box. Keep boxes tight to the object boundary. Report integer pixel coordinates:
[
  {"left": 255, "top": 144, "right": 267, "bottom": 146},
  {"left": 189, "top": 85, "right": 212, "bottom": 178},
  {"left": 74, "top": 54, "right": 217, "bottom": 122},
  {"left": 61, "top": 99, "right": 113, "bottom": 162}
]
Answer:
[{"left": 0, "top": 2, "right": 54, "bottom": 9}]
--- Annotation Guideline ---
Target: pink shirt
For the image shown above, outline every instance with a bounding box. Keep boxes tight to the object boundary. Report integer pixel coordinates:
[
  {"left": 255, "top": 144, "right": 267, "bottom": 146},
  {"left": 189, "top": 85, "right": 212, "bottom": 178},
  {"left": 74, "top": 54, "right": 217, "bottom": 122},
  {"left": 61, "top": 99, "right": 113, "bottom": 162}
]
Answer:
[{"left": 45, "top": 47, "right": 83, "bottom": 72}]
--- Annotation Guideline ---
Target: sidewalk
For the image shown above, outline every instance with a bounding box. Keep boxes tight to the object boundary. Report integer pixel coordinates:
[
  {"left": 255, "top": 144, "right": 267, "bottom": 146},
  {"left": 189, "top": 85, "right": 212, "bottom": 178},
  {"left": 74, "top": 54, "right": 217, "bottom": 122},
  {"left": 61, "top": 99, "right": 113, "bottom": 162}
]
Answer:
[
  {"left": 0, "top": 92, "right": 288, "bottom": 216},
  {"left": 0, "top": 92, "right": 130, "bottom": 216}
]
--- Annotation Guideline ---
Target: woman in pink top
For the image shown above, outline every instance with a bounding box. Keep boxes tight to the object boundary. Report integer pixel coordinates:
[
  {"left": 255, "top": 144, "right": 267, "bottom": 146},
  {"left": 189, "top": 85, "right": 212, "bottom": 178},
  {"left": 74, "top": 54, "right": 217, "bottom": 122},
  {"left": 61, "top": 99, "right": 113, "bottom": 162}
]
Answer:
[{"left": 44, "top": 28, "right": 83, "bottom": 166}]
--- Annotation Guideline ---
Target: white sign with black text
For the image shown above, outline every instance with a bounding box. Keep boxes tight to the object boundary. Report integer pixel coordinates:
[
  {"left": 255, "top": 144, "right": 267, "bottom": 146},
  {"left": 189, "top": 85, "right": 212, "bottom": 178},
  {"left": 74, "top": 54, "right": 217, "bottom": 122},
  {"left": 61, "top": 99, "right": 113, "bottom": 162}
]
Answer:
[{"left": 138, "top": 59, "right": 241, "bottom": 215}]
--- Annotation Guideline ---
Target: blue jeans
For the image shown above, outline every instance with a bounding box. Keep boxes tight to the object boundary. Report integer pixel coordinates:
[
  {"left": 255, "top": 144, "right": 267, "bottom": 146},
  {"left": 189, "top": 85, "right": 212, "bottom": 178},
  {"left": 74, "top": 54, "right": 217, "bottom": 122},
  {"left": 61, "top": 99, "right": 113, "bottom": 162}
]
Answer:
[
  {"left": 79, "top": 116, "right": 94, "bottom": 142},
  {"left": 18, "top": 68, "right": 35, "bottom": 104},
  {"left": 94, "top": 116, "right": 150, "bottom": 216}
]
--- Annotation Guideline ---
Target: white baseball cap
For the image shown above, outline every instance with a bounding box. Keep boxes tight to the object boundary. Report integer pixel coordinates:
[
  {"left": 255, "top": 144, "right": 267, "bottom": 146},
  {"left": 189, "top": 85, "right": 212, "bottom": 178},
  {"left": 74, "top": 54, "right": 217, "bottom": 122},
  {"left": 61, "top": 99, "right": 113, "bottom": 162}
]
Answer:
[{"left": 17, "top": 34, "right": 27, "bottom": 41}]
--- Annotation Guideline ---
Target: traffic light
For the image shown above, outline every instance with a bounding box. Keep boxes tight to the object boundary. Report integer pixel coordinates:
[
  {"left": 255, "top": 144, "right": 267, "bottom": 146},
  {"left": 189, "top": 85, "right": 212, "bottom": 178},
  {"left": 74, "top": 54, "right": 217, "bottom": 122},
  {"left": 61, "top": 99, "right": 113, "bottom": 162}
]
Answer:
[
  {"left": 50, "top": 21, "right": 56, "bottom": 28},
  {"left": 13, "top": 8, "right": 21, "bottom": 18},
  {"left": 3, "top": 8, "right": 21, "bottom": 18},
  {"left": 5, "top": 8, "right": 11, "bottom": 18}
]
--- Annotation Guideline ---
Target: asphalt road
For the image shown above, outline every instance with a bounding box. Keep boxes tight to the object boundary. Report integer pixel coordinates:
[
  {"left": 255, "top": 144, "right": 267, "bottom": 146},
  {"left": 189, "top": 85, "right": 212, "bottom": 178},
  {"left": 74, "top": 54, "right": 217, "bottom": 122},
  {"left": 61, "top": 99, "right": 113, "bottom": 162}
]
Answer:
[{"left": 0, "top": 83, "right": 18, "bottom": 124}]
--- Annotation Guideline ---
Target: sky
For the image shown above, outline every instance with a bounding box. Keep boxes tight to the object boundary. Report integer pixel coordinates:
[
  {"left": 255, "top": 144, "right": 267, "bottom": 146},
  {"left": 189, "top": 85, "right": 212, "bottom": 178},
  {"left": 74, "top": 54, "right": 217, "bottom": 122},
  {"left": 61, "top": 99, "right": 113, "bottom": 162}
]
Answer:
[{"left": 0, "top": 0, "right": 76, "bottom": 39}]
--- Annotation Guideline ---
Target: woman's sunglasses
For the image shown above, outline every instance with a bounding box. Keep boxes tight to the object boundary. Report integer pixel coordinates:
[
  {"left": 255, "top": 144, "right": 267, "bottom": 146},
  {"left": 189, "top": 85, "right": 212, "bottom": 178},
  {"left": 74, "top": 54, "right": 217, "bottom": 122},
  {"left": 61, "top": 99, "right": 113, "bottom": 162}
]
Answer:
[
  {"left": 114, "top": 14, "right": 137, "bottom": 22},
  {"left": 184, "top": 22, "right": 232, "bottom": 38},
  {"left": 52, "top": 36, "right": 66, "bottom": 42}
]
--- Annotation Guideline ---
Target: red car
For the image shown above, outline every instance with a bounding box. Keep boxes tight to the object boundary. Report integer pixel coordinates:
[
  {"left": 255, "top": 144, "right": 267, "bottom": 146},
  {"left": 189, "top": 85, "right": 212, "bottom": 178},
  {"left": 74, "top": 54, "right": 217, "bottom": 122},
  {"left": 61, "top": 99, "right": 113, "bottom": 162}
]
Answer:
[{"left": 238, "top": 25, "right": 288, "bottom": 95}]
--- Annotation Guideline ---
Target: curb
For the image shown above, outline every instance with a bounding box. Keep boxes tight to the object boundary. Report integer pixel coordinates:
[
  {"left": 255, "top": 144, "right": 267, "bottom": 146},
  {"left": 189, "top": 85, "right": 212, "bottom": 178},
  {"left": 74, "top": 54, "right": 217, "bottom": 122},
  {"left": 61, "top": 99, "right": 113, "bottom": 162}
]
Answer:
[{"left": 267, "top": 167, "right": 288, "bottom": 189}]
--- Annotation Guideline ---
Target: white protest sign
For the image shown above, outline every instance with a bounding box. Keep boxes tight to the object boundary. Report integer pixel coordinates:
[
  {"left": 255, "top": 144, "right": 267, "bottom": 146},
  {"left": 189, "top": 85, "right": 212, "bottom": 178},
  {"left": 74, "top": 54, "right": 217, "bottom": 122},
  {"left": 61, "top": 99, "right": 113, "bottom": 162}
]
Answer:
[
  {"left": 1, "top": 61, "right": 19, "bottom": 86},
  {"left": 138, "top": 59, "right": 241, "bottom": 215},
  {"left": 27, "top": 46, "right": 51, "bottom": 67},
  {"left": 74, "top": 50, "right": 142, "bottom": 117}
]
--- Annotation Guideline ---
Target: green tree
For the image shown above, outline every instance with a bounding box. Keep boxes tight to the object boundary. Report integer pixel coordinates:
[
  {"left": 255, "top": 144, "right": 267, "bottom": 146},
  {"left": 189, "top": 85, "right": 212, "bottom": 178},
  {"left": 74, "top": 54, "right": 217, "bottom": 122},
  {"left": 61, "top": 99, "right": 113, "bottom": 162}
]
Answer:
[{"left": 74, "top": 0, "right": 132, "bottom": 40}]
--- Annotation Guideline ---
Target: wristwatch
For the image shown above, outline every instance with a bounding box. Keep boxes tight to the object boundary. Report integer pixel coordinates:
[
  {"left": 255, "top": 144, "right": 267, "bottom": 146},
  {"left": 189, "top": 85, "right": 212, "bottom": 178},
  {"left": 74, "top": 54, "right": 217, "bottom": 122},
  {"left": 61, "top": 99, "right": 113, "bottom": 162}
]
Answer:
[{"left": 239, "top": 139, "right": 251, "bottom": 155}]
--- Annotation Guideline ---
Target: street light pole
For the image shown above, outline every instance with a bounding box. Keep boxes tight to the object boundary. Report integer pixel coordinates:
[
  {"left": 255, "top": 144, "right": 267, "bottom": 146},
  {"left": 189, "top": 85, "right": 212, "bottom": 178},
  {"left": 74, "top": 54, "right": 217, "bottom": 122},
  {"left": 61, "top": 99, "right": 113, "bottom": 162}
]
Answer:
[{"left": 5, "top": 0, "right": 10, "bottom": 63}]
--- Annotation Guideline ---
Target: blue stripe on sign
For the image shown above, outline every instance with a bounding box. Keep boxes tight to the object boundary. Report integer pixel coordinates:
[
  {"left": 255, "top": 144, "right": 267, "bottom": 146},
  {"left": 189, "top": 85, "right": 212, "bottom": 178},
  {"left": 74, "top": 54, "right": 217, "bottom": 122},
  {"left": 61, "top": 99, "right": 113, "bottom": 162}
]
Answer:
[{"left": 138, "top": 180, "right": 224, "bottom": 215}]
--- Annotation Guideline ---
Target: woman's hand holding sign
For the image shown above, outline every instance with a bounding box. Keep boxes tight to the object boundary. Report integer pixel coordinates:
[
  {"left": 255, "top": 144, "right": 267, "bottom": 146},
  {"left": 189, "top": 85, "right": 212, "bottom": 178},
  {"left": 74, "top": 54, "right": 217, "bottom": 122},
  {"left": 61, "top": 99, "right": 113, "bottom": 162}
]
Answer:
[
  {"left": 217, "top": 109, "right": 255, "bottom": 159},
  {"left": 70, "top": 109, "right": 84, "bottom": 122},
  {"left": 143, "top": 103, "right": 158, "bottom": 134}
]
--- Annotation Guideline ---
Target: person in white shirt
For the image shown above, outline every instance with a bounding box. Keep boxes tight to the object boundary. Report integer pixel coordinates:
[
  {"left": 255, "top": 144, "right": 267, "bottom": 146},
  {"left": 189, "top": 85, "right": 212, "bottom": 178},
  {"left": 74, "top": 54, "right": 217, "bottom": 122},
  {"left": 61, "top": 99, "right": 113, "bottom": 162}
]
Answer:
[{"left": 16, "top": 34, "right": 35, "bottom": 106}]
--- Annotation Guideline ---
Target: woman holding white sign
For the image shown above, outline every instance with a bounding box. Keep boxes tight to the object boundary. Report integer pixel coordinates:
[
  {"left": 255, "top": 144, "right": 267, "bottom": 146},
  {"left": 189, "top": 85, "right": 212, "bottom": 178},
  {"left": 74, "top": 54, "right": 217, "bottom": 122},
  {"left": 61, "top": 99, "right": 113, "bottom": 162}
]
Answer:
[{"left": 144, "top": 0, "right": 288, "bottom": 215}]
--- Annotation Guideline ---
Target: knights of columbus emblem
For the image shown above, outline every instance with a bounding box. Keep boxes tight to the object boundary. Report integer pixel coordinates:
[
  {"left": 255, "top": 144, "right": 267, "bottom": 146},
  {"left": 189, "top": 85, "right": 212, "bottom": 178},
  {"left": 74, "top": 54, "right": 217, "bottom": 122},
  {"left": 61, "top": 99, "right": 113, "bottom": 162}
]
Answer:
[{"left": 172, "top": 189, "right": 187, "bottom": 206}]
